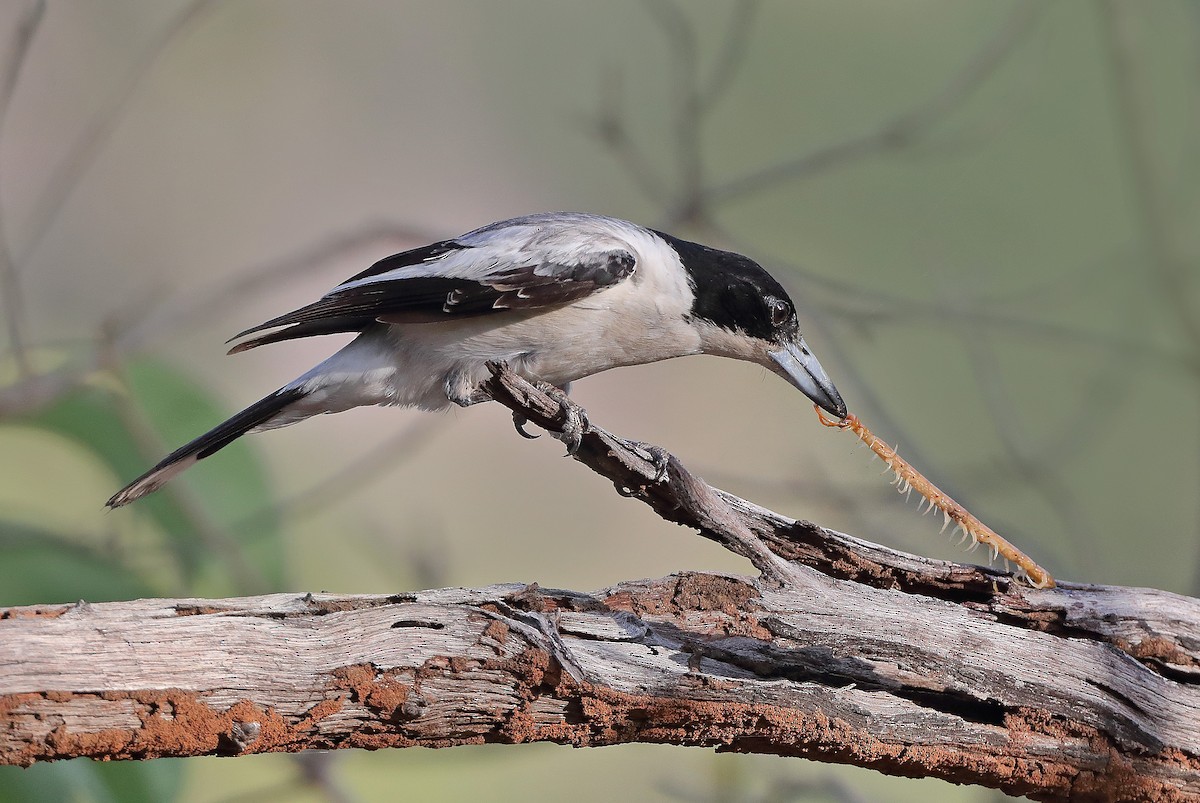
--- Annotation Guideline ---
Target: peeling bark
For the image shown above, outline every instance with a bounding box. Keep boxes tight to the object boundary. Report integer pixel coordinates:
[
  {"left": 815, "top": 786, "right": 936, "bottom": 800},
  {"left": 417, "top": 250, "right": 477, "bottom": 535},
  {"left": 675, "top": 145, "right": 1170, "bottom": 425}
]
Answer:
[
  {"left": 2, "top": 575, "right": 1199, "bottom": 802},
  {"left": 2, "top": 366, "right": 1198, "bottom": 802}
]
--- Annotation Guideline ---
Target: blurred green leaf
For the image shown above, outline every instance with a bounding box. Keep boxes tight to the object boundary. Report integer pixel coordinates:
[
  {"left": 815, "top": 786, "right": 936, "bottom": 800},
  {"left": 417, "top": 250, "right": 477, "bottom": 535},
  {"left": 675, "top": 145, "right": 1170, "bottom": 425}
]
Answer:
[
  {"left": 24, "top": 373, "right": 204, "bottom": 583},
  {"left": 90, "top": 759, "right": 186, "bottom": 803},
  {"left": 0, "top": 520, "right": 154, "bottom": 605},
  {"left": 0, "top": 758, "right": 184, "bottom": 803},
  {"left": 122, "top": 359, "right": 284, "bottom": 592},
  {"left": 16, "top": 358, "right": 284, "bottom": 594}
]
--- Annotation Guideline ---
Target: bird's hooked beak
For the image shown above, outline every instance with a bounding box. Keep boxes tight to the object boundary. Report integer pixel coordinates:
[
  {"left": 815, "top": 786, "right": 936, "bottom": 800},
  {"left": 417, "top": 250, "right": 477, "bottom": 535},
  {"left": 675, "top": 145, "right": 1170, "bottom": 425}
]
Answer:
[{"left": 769, "top": 338, "right": 847, "bottom": 419}]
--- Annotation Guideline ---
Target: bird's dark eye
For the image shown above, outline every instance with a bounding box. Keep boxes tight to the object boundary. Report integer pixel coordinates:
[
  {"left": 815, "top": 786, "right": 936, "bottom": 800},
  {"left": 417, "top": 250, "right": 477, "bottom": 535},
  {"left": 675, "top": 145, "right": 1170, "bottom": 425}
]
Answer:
[{"left": 767, "top": 297, "right": 791, "bottom": 327}]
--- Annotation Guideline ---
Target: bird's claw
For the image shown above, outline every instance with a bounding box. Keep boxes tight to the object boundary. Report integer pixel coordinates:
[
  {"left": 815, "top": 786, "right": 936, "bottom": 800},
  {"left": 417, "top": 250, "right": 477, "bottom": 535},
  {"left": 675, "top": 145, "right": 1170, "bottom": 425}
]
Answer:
[
  {"left": 535, "top": 381, "right": 588, "bottom": 455},
  {"left": 560, "top": 407, "right": 589, "bottom": 455},
  {"left": 622, "top": 439, "right": 671, "bottom": 483},
  {"left": 633, "top": 441, "right": 672, "bottom": 480},
  {"left": 512, "top": 412, "right": 541, "bottom": 439}
]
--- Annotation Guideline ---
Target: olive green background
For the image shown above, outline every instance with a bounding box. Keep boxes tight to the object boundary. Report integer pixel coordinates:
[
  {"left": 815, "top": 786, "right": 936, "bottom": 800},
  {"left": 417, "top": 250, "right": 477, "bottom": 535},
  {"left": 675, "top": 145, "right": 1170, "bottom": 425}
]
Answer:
[{"left": 1, "top": 2, "right": 1197, "bottom": 801}]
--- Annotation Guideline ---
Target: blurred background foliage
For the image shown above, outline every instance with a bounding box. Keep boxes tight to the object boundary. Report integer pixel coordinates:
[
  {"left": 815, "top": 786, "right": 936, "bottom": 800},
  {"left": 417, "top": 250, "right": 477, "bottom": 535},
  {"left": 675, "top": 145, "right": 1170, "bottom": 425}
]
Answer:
[{"left": 0, "top": 1, "right": 1196, "bottom": 801}]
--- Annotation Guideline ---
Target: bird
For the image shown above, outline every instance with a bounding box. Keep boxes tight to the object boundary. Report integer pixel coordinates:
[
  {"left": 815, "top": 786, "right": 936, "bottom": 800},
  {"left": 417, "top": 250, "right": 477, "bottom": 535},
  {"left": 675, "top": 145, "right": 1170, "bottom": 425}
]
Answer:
[{"left": 106, "top": 212, "right": 846, "bottom": 508}]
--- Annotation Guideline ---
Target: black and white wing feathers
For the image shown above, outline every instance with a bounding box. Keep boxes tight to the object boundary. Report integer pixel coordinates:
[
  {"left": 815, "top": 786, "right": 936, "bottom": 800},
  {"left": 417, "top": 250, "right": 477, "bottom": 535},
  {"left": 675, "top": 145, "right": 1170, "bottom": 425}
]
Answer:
[{"left": 228, "top": 219, "right": 638, "bottom": 354}]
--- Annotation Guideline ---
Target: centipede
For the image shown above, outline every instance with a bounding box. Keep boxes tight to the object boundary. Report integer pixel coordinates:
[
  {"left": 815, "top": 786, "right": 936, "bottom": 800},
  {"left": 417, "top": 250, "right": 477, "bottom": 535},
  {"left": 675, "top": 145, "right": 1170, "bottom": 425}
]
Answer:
[{"left": 815, "top": 406, "right": 1054, "bottom": 589}]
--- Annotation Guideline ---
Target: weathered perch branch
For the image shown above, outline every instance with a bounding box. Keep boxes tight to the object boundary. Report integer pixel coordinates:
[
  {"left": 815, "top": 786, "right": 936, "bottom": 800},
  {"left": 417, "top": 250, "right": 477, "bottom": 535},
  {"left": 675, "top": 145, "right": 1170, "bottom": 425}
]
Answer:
[{"left": 2, "top": 364, "right": 1199, "bottom": 802}]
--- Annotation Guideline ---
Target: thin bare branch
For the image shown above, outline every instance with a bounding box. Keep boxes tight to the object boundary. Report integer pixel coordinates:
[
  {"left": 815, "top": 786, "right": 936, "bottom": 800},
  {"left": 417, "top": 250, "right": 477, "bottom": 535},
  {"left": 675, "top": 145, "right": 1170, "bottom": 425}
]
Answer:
[
  {"left": 707, "top": 221, "right": 1187, "bottom": 374},
  {"left": 1096, "top": 1, "right": 1200, "bottom": 596},
  {"left": 960, "top": 328, "right": 1097, "bottom": 577},
  {"left": 116, "top": 221, "right": 440, "bottom": 353},
  {"left": 0, "top": 0, "right": 45, "bottom": 377},
  {"left": 0, "top": 358, "right": 93, "bottom": 417},
  {"left": 1097, "top": 0, "right": 1200, "bottom": 357},
  {"left": 0, "top": 1, "right": 41, "bottom": 125},
  {"left": 582, "top": 1, "right": 763, "bottom": 216},
  {"left": 16, "top": 0, "right": 218, "bottom": 266},
  {"left": 643, "top": 0, "right": 706, "bottom": 221},
  {"left": 0, "top": 223, "right": 437, "bottom": 421},
  {"left": 697, "top": 0, "right": 762, "bottom": 110},
  {"left": 706, "top": 1, "right": 1043, "bottom": 205},
  {"left": 574, "top": 67, "right": 673, "bottom": 204}
]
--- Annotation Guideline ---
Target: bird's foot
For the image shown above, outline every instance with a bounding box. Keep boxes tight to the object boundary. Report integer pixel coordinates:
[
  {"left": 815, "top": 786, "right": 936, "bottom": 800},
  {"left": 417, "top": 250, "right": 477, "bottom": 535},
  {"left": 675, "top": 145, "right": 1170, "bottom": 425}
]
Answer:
[
  {"left": 535, "top": 381, "right": 588, "bottom": 455},
  {"left": 618, "top": 439, "right": 671, "bottom": 483}
]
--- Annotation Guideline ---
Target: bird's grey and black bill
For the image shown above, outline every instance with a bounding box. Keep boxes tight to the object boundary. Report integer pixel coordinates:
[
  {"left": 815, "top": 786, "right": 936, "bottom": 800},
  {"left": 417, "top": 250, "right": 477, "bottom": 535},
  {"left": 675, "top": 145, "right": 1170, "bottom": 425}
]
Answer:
[{"left": 768, "top": 339, "right": 847, "bottom": 419}]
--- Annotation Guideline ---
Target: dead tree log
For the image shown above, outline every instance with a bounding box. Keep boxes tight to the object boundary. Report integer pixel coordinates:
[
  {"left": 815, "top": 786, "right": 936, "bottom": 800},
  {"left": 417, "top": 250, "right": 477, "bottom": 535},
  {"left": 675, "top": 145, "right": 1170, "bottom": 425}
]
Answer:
[{"left": 2, "top": 364, "right": 1198, "bottom": 802}]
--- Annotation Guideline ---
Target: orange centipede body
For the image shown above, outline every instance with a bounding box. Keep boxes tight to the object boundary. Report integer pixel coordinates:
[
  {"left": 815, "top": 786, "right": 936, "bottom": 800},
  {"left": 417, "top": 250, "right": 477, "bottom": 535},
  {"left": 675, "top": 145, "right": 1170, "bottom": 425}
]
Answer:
[{"left": 815, "top": 407, "right": 1054, "bottom": 589}]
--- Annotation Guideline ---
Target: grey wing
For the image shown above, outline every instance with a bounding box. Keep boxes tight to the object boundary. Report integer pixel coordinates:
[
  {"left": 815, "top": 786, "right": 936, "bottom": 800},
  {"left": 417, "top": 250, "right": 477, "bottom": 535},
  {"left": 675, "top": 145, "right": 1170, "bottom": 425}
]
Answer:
[{"left": 227, "top": 230, "right": 637, "bottom": 353}]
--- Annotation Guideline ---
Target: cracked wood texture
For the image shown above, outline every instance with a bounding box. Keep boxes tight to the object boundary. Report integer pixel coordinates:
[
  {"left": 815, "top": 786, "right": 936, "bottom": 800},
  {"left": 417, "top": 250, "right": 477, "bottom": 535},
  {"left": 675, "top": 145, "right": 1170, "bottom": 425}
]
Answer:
[
  {"left": 2, "top": 365, "right": 1198, "bottom": 802},
  {"left": 2, "top": 576, "right": 1199, "bottom": 801}
]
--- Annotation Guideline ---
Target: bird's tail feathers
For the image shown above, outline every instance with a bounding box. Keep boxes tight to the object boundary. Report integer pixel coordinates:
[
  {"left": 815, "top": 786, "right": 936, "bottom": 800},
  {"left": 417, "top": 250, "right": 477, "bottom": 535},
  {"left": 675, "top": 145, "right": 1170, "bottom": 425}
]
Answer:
[{"left": 106, "top": 386, "right": 308, "bottom": 508}]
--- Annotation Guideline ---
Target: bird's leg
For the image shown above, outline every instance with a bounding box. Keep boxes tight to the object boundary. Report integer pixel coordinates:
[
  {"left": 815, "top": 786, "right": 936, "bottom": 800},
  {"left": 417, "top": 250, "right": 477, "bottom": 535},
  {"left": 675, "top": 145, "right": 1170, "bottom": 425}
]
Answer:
[
  {"left": 446, "top": 370, "right": 492, "bottom": 408},
  {"left": 463, "top": 363, "right": 536, "bottom": 436},
  {"left": 452, "top": 390, "right": 493, "bottom": 407},
  {"left": 475, "top": 364, "right": 585, "bottom": 451}
]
